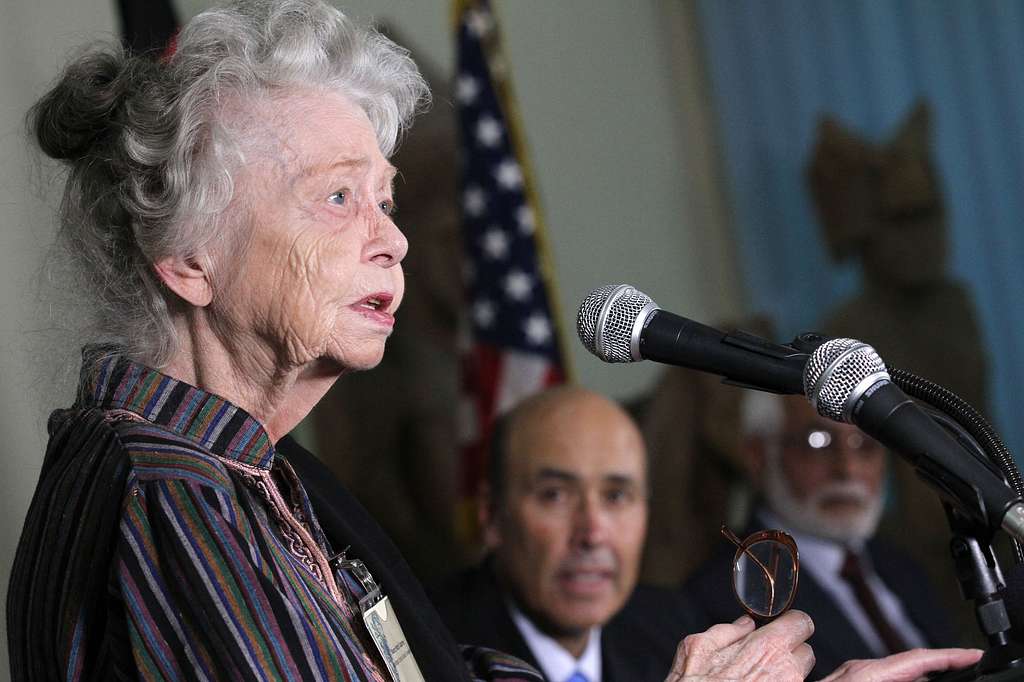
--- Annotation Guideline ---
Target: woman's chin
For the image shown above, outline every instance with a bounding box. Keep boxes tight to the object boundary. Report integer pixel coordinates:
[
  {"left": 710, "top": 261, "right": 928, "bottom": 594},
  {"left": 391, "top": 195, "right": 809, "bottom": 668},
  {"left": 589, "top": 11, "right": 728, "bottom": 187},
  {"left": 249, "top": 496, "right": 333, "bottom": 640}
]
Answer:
[{"left": 321, "top": 342, "right": 388, "bottom": 373}]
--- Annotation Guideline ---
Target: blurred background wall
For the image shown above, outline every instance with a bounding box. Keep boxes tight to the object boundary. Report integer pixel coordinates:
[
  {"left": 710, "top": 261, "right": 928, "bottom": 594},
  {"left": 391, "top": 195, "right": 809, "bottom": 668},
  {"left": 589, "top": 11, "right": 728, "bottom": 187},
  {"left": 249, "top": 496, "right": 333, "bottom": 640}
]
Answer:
[{"left": 2, "top": 0, "right": 1022, "bottom": 674}]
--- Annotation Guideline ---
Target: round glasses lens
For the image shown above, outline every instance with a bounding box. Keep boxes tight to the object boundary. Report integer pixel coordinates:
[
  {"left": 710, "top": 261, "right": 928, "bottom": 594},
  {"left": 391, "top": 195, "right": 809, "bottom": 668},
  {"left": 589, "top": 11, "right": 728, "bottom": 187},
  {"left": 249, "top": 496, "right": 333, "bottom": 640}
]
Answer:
[{"left": 733, "top": 539, "right": 797, "bottom": 617}]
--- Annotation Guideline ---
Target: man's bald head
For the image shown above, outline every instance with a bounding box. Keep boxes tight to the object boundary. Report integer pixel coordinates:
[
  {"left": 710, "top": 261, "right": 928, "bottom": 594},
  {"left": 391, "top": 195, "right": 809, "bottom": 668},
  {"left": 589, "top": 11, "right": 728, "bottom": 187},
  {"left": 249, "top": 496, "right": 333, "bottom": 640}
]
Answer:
[
  {"left": 487, "top": 386, "right": 648, "bottom": 504},
  {"left": 480, "top": 386, "right": 649, "bottom": 655}
]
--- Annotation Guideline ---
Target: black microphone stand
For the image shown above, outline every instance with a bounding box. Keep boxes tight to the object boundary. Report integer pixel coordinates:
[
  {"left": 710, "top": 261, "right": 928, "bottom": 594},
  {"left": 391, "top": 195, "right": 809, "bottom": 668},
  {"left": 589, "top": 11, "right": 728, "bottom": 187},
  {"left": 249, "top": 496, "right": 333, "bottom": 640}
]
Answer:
[
  {"left": 886, "top": 369, "right": 1024, "bottom": 681},
  {"left": 928, "top": 506, "right": 1024, "bottom": 681}
]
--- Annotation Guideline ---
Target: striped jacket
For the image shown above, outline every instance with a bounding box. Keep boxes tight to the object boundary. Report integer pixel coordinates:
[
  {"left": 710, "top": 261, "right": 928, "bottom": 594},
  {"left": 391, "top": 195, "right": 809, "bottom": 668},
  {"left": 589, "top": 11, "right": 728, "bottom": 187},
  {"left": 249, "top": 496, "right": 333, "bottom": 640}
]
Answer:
[{"left": 9, "top": 352, "right": 397, "bottom": 680}]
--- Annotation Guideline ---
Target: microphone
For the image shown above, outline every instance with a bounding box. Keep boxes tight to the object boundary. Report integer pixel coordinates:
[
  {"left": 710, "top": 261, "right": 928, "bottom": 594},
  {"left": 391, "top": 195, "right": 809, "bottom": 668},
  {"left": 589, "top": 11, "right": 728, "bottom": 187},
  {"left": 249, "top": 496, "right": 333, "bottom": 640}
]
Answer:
[
  {"left": 804, "top": 337, "right": 1024, "bottom": 540},
  {"left": 577, "top": 283, "right": 1024, "bottom": 539},
  {"left": 576, "top": 284, "right": 814, "bottom": 395}
]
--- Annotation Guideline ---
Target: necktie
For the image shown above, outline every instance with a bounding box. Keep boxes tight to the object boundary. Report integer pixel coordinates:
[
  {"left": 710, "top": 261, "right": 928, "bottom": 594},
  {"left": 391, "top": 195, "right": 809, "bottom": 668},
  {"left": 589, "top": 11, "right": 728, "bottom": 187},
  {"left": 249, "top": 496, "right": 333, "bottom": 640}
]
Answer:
[
  {"left": 564, "top": 674, "right": 589, "bottom": 682},
  {"left": 840, "top": 549, "right": 909, "bottom": 655}
]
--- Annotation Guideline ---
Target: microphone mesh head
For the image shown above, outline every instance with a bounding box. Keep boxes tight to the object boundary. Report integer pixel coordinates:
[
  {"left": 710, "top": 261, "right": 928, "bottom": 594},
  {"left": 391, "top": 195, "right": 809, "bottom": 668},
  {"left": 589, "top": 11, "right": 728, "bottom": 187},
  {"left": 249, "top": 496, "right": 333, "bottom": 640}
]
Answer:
[
  {"left": 576, "top": 284, "right": 655, "bottom": 362},
  {"left": 803, "top": 337, "right": 889, "bottom": 422}
]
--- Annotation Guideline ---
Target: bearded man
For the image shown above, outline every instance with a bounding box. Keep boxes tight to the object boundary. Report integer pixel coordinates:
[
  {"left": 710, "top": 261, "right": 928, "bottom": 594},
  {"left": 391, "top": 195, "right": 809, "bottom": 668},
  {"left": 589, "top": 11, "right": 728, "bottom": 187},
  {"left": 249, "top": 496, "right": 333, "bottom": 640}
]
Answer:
[{"left": 683, "top": 392, "right": 961, "bottom": 679}]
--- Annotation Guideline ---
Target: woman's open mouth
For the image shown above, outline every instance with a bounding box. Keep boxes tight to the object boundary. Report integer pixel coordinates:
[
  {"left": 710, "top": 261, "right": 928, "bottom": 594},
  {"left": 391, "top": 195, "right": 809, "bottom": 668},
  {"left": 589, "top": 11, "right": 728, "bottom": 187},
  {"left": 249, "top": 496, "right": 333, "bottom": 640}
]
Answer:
[{"left": 352, "top": 293, "right": 395, "bottom": 327}]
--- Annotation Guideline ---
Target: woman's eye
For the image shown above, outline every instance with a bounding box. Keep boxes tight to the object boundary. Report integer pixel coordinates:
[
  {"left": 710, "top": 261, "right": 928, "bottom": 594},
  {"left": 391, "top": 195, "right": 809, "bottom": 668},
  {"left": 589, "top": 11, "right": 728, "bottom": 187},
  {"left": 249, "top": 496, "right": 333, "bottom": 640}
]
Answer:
[
  {"left": 328, "top": 190, "right": 347, "bottom": 206},
  {"left": 379, "top": 199, "right": 396, "bottom": 216}
]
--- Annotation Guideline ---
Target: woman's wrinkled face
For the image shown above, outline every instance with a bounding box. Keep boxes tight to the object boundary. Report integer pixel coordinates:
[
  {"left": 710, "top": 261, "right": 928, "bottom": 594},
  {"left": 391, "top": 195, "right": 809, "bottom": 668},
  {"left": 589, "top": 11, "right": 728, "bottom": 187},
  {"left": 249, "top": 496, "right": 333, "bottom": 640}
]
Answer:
[{"left": 215, "top": 91, "right": 407, "bottom": 375}]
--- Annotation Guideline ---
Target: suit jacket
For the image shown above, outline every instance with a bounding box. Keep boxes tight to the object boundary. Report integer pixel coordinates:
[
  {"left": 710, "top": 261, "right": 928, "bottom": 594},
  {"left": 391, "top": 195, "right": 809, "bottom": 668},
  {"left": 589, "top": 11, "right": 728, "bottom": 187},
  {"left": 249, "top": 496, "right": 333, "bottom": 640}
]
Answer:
[
  {"left": 431, "top": 562, "right": 700, "bottom": 682},
  {"left": 682, "top": 518, "right": 960, "bottom": 680}
]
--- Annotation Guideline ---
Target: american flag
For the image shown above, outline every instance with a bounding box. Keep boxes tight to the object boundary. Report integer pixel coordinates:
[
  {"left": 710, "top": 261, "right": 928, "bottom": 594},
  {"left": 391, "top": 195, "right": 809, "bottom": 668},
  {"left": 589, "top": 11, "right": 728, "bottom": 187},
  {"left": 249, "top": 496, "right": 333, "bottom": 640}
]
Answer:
[{"left": 454, "top": 0, "right": 570, "bottom": 514}]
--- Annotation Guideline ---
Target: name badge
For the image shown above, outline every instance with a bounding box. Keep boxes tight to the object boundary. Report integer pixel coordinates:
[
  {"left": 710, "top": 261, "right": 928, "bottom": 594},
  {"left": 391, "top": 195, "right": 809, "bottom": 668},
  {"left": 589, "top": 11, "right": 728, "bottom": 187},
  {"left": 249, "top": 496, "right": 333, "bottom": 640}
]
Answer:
[
  {"left": 333, "top": 551, "right": 425, "bottom": 682},
  {"left": 362, "top": 593, "right": 424, "bottom": 682}
]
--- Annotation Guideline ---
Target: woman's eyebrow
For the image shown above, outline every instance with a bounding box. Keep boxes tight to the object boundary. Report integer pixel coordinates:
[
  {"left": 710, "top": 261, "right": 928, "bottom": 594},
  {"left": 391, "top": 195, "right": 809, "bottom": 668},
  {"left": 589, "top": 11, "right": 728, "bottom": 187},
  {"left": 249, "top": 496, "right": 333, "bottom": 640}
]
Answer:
[
  {"left": 299, "top": 158, "right": 398, "bottom": 192},
  {"left": 300, "top": 156, "right": 368, "bottom": 179}
]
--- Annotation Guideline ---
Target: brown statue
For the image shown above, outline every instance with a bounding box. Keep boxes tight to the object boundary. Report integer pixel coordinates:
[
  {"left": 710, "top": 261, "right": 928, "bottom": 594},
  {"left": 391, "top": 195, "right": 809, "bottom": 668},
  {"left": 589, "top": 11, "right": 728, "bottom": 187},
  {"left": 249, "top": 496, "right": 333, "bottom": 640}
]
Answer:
[{"left": 808, "top": 100, "right": 989, "bottom": 644}]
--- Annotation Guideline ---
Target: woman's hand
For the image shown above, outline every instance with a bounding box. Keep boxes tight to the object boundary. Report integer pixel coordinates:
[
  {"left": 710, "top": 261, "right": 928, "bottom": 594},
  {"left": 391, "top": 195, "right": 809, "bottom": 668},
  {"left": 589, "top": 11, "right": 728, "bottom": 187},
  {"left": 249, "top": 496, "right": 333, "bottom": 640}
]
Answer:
[
  {"left": 665, "top": 610, "right": 816, "bottom": 681},
  {"left": 819, "top": 647, "right": 984, "bottom": 682}
]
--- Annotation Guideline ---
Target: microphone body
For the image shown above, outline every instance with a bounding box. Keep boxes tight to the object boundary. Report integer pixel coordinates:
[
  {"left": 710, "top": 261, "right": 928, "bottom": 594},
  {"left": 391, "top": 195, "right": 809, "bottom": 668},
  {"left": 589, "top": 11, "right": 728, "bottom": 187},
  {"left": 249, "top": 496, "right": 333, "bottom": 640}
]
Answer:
[
  {"left": 851, "top": 379, "right": 1018, "bottom": 533},
  {"left": 806, "top": 337, "right": 1024, "bottom": 539},
  {"left": 578, "top": 284, "right": 813, "bottom": 395},
  {"left": 639, "top": 310, "right": 810, "bottom": 394}
]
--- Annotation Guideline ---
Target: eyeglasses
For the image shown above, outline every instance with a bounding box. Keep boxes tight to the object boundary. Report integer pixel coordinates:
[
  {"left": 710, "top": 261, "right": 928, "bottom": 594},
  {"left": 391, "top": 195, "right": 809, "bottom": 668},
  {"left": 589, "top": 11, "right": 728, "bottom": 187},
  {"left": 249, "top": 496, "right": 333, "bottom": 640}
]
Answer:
[
  {"left": 781, "top": 428, "right": 883, "bottom": 455},
  {"left": 721, "top": 525, "right": 800, "bottom": 622}
]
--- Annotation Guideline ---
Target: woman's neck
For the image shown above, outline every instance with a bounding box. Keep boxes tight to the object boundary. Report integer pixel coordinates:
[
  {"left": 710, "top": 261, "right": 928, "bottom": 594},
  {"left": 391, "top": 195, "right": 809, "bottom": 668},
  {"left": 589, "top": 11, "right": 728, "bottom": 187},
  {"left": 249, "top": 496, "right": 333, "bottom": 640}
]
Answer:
[{"left": 160, "top": 311, "right": 343, "bottom": 443}]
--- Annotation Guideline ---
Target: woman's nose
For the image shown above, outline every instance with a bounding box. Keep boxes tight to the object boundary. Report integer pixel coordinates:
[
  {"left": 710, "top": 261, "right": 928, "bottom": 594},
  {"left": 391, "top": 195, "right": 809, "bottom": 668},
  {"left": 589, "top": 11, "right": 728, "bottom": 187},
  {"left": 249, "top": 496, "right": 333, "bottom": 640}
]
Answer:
[{"left": 366, "top": 216, "right": 408, "bottom": 267}]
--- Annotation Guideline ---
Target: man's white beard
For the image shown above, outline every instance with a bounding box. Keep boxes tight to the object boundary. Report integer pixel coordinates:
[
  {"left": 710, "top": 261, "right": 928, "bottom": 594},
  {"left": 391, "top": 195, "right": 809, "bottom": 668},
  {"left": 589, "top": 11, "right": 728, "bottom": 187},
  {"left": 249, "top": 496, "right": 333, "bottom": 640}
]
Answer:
[{"left": 763, "top": 454, "right": 884, "bottom": 544}]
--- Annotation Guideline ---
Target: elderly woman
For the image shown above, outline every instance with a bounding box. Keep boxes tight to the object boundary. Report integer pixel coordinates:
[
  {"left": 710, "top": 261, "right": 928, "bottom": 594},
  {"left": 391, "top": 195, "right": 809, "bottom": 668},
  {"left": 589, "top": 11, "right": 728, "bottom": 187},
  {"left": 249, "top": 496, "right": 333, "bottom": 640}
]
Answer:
[{"left": 8, "top": 1, "right": 983, "bottom": 681}]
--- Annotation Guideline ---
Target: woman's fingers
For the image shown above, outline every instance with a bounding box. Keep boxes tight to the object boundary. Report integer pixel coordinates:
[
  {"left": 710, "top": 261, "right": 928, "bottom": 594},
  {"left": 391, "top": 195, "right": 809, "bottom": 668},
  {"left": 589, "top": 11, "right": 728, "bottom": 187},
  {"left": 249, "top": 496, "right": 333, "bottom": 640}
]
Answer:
[
  {"left": 667, "top": 611, "right": 815, "bottom": 681},
  {"left": 705, "top": 614, "right": 758, "bottom": 648},
  {"left": 750, "top": 610, "right": 816, "bottom": 651},
  {"left": 793, "top": 642, "right": 816, "bottom": 679},
  {"left": 670, "top": 615, "right": 756, "bottom": 674},
  {"left": 820, "top": 647, "right": 984, "bottom": 682}
]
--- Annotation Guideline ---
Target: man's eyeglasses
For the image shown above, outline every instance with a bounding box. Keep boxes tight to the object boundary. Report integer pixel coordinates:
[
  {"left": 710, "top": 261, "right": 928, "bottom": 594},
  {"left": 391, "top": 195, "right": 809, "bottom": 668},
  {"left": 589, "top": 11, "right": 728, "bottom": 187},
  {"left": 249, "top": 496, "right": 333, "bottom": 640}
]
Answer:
[
  {"left": 781, "top": 428, "right": 882, "bottom": 455},
  {"left": 721, "top": 525, "right": 800, "bottom": 622}
]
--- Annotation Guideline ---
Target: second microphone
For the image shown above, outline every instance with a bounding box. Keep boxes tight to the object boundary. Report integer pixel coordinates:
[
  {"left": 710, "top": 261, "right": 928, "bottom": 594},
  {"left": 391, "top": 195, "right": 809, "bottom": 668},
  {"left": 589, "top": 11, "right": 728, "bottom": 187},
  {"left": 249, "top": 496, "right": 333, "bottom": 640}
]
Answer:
[{"left": 577, "top": 283, "right": 813, "bottom": 395}]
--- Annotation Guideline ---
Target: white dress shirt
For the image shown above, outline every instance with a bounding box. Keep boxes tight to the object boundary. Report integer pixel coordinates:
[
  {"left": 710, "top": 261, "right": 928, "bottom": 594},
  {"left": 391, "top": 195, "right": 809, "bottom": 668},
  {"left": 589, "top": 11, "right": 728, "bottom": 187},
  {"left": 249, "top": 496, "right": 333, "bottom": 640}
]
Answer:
[
  {"left": 508, "top": 600, "right": 602, "bottom": 682},
  {"left": 759, "top": 510, "right": 927, "bottom": 656}
]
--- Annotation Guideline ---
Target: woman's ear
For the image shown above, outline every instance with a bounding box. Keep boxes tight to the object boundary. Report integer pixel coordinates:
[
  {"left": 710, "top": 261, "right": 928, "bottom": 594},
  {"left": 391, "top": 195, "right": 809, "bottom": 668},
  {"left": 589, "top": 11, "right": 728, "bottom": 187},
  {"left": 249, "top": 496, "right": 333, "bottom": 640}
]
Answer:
[{"left": 153, "top": 255, "right": 214, "bottom": 307}]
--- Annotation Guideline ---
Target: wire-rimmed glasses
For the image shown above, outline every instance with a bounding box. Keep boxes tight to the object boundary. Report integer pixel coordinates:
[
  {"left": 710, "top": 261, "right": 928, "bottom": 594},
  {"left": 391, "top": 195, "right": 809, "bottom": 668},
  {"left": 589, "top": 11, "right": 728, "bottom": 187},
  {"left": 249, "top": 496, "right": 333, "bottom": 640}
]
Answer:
[{"left": 721, "top": 525, "right": 800, "bottom": 622}]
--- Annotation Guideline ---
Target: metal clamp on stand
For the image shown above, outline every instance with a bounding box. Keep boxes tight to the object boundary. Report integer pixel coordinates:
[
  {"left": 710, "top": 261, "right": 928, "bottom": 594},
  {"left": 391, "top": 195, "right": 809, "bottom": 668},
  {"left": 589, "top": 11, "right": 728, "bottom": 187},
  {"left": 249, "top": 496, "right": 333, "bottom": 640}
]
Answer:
[{"left": 929, "top": 508, "right": 1024, "bottom": 681}]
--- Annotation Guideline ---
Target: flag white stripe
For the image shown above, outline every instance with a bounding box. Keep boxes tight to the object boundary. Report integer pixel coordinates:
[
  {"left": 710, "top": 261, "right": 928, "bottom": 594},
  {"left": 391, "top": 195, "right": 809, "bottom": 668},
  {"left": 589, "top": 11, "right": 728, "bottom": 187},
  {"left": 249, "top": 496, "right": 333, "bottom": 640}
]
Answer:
[{"left": 494, "top": 351, "right": 551, "bottom": 417}]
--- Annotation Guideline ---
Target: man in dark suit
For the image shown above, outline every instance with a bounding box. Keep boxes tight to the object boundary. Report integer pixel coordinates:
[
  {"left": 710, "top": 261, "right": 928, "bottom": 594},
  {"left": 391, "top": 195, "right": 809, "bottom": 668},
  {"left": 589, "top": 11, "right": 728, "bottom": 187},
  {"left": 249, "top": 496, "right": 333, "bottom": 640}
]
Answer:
[
  {"left": 683, "top": 392, "right": 960, "bottom": 680},
  {"left": 432, "top": 386, "right": 698, "bottom": 682}
]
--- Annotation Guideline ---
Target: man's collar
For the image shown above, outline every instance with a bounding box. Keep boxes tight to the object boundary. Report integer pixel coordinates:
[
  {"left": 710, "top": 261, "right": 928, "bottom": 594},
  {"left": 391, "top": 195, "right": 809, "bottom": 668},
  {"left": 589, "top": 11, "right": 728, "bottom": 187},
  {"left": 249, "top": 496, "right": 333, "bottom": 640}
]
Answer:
[{"left": 507, "top": 599, "right": 602, "bottom": 682}]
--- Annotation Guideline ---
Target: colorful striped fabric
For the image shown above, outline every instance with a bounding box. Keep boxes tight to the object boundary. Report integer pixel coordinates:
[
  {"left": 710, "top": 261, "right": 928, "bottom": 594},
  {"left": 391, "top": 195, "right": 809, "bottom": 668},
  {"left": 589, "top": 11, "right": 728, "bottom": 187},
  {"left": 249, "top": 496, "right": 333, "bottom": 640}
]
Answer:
[
  {"left": 460, "top": 647, "right": 546, "bottom": 682},
  {"left": 8, "top": 353, "right": 389, "bottom": 681}
]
